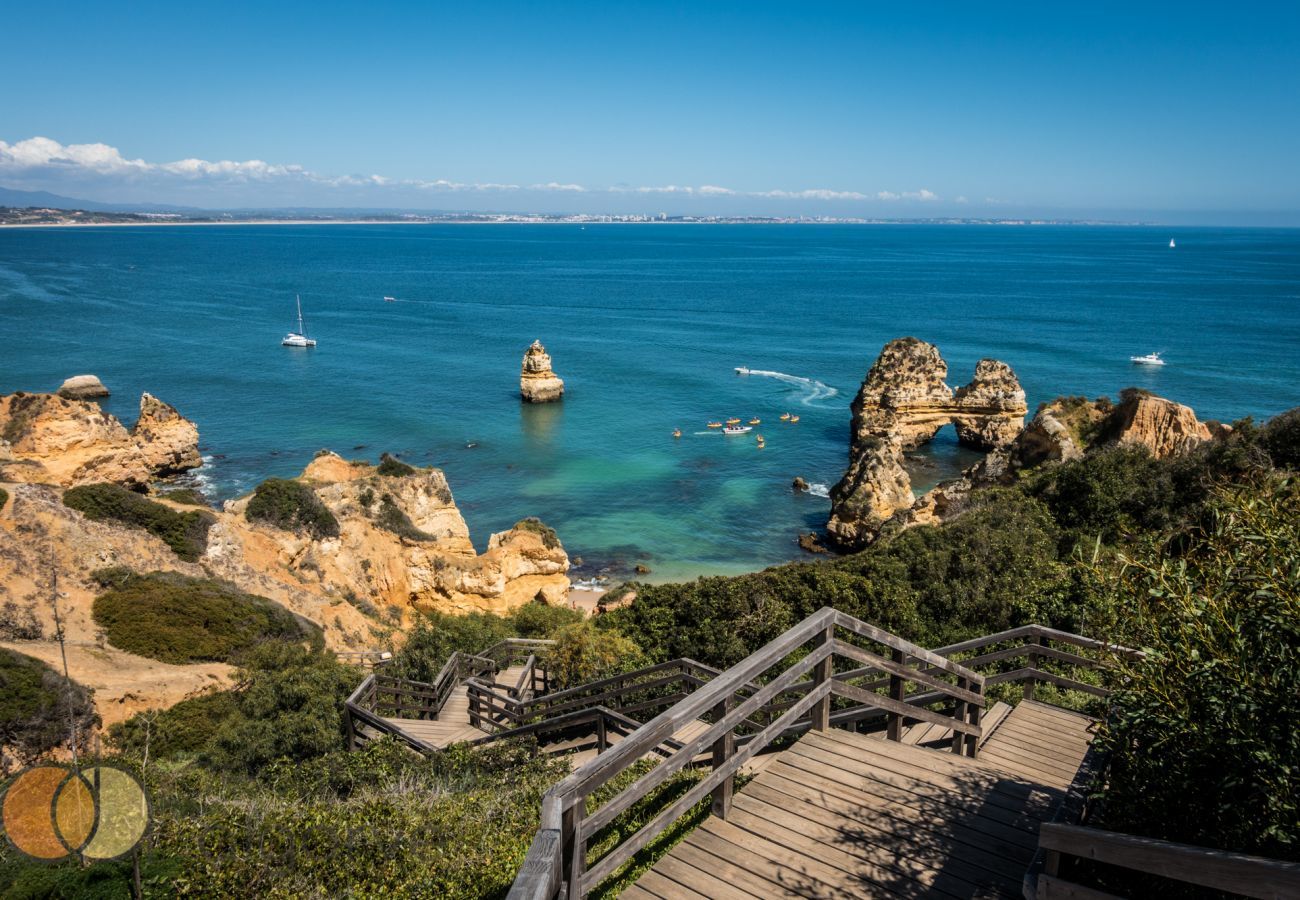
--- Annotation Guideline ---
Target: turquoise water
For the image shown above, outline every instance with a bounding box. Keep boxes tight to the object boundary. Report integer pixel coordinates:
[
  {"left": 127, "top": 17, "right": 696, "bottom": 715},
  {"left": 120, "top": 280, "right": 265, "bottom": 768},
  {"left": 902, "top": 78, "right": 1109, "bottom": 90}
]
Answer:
[{"left": 2, "top": 225, "right": 1298, "bottom": 582}]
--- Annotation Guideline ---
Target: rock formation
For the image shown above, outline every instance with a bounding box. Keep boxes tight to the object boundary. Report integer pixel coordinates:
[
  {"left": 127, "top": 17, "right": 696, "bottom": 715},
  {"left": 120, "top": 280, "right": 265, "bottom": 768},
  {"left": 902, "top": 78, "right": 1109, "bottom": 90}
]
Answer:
[
  {"left": 826, "top": 338, "right": 1026, "bottom": 550},
  {"left": 0, "top": 390, "right": 201, "bottom": 487},
  {"left": 520, "top": 340, "right": 565, "bottom": 403},
  {"left": 57, "top": 374, "right": 110, "bottom": 400},
  {"left": 1104, "top": 389, "right": 1213, "bottom": 458},
  {"left": 133, "top": 393, "right": 202, "bottom": 475}
]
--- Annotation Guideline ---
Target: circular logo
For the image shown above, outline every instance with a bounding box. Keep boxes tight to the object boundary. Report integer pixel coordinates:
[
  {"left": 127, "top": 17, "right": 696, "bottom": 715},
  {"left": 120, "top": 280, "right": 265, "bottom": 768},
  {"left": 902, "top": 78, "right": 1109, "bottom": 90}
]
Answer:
[{"left": 2, "top": 765, "right": 149, "bottom": 862}]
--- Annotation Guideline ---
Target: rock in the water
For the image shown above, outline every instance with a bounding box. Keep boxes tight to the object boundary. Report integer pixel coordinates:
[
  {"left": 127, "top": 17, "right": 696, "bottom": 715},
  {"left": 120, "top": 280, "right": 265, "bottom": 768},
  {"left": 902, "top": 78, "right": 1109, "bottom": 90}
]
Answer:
[
  {"left": 634, "top": 563, "right": 651, "bottom": 574},
  {"left": 826, "top": 338, "right": 1026, "bottom": 550},
  {"left": 798, "top": 532, "right": 827, "bottom": 554},
  {"left": 133, "top": 392, "right": 202, "bottom": 476},
  {"left": 57, "top": 375, "right": 110, "bottom": 400},
  {"left": 520, "top": 340, "right": 565, "bottom": 403},
  {"left": 792, "top": 476, "right": 810, "bottom": 492}
]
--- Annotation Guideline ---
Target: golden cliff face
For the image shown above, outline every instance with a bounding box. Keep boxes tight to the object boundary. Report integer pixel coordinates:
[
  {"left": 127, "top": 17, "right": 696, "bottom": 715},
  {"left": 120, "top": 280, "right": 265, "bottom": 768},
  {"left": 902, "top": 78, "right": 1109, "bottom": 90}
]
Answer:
[
  {"left": 827, "top": 338, "right": 1027, "bottom": 550},
  {"left": 520, "top": 339, "right": 565, "bottom": 403},
  {"left": 0, "top": 391, "right": 201, "bottom": 487}
]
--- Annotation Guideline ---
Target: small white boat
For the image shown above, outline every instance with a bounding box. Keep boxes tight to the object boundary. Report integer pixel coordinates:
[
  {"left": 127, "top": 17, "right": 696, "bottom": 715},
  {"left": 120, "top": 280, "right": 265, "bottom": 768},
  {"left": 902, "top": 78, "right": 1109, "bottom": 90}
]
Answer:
[
  {"left": 383, "top": 295, "right": 396, "bottom": 303},
  {"left": 282, "top": 295, "right": 317, "bottom": 348},
  {"left": 735, "top": 366, "right": 751, "bottom": 375},
  {"left": 1130, "top": 352, "right": 1165, "bottom": 366},
  {"left": 1169, "top": 239, "right": 1176, "bottom": 248},
  {"left": 723, "top": 425, "right": 753, "bottom": 435}
]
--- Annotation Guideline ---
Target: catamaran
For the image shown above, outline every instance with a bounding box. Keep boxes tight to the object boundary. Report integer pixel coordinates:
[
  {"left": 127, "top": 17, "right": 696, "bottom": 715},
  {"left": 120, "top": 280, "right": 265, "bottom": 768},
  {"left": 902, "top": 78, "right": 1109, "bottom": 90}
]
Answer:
[{"left": 282, "top": 295, "right": 317, "bottom": 347}]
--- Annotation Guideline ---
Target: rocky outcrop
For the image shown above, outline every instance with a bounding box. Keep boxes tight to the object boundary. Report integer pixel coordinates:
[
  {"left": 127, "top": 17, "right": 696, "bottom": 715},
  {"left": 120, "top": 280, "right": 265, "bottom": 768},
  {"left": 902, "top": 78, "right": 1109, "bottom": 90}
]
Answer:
[
  {"left": 133, "top": 393, "right": 202, "bottom": 475},
  {"left": 57, "top": 374, "right": 110, "bottom": 400},
  {"left": 0, "top": 390, "right": 200, "bottom": 487},
  {"left": 1104, "top": 389, "right": 1213, "bottom": 459},
  {"left": 227, "top": 451, "right": 570, "bottom": 616},
  {"left": 520, "top": 340, "right": 565, "bottom": 403},
  {"left": 826, "top": 339, "right": 1026, "bottom": 550}
]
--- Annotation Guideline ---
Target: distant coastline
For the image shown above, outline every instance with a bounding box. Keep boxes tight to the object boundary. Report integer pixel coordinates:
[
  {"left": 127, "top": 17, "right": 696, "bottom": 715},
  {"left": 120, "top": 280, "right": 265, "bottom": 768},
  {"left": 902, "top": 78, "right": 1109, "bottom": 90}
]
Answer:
[{"left": 0, "top": 206, "right": 1144, "bottom": 228}]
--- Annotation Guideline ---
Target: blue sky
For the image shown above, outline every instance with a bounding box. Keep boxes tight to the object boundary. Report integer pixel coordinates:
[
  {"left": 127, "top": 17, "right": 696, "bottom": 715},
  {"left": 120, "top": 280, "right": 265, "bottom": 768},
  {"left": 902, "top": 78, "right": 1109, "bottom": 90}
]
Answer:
[{"left": 2, "top": 1, "right": 1298, "bottom": 221}]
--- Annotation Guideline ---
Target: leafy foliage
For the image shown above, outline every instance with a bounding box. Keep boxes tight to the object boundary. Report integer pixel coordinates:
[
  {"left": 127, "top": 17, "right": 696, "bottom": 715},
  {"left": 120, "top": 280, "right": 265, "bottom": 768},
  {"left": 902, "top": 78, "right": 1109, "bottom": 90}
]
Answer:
[
  {"left": 1092, "top": 477, "right": 1300, "bottom": 860},
  {"left": 245, "top": 477, "right": 340, "bottom": 539},
  {"left": 513, "top": 516, "right": 561, "bottom": 549},
  {"left": 92, "top": 571, "right": 309, "bottom": 664},
  {"left": 375, "top": 452, "right": 416, "bottom": 477},
  {"left": 157, "top": 487, "right": 210, "bottom": 507},
  {"left": 0, "top": 649, "right": 98, "bottom": 771},
  {"left": 63, "top": 482, "right": 214, "bottom": 561},
  {"left": 547, "top": 622, "right": 646, "bottom": 690}
]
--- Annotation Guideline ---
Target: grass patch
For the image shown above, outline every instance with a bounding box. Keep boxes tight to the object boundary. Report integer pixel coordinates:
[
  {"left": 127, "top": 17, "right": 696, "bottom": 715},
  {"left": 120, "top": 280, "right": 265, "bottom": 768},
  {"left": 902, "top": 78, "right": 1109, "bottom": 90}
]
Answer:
[
  {"left": 376, "top": 452, "right": 417, "bottom": 477},
  {"left": 1, "top": 392, "right": 45, "bottom": 444},
  {"left": 246, "top": 477, "right": 340, "bottom": 539},
  {"left": 374, "top": 493, "right": 435, "bottom": 541},
  {"left": 63, "top": 482, "right": 214, "bottom": 562},
  {"left": 92, "top": 570, "right": 310, "bottom": 664},
  {"left": 513, "top": 516, "right": 560, "bottom": 549}
]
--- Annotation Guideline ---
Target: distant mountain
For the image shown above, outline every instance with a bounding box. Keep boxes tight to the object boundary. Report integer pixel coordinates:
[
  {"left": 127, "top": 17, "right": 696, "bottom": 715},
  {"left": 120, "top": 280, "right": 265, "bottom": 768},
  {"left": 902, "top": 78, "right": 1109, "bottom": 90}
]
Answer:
[{"left": 0, "top": 186, "right": 204, "bottom": 214}]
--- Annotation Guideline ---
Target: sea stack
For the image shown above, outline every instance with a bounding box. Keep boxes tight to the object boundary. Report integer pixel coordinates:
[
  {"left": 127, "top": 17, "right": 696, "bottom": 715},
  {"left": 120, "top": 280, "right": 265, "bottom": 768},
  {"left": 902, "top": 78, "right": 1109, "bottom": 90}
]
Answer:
[
  {"left": 56, "top": 374, "right": 110, "bottom": 400},
  {"left": 520, "top": 340, "right": 565, "bottom": 403},
  {"left": 826, "top": 338, "right": 1026, "bottom": 550}
]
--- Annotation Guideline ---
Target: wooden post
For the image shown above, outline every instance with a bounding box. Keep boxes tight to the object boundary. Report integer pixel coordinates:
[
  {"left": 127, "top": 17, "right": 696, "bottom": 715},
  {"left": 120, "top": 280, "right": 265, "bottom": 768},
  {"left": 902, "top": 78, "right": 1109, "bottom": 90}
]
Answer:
[
  {"left": 596, "top": 714, "right": 607, "bottom": 754},
  {"left": 711, "top": 697, "right": 735, "bottom": 819},
  {"left": 810, "top": 624, "right": 834, "bottom": 731},
  {"left": 951, "top": 676, "right": 969, "bottom": 755},
  {"left": 344, "top": 708, "right": 357, "bottom": 750},
  {"left": 1025, "top": 635, "right": 1047, "bottom": 700},
  {"left": 562, "top": 800, "right": 586, "bottom": 900},
  {"left": 966, "top": 679, "right": 982, "bottom": 758},
  {"left": 886, "top": 648, "right": 906, "bottom": 742}
]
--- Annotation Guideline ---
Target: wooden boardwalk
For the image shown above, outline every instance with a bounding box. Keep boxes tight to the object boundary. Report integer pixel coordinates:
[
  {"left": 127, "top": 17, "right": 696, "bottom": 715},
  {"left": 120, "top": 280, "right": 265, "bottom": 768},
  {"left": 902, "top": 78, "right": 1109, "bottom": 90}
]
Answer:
[
  {"left": 627, "top": 702, "right": 1094, "bottom": 899},
  {"left": 381, "top": 664, "right": 529, "bottom": 748}
]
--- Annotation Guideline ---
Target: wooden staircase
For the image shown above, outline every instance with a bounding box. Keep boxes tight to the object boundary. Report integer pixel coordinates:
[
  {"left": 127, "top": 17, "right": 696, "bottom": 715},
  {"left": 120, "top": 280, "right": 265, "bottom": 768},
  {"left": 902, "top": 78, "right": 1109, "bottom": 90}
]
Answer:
[
  {"left": 377, "top": 664, "right": 530, "bottom": 749},
  {"left": 629, "top": 702, "right": 1095, "bottom": 899}
]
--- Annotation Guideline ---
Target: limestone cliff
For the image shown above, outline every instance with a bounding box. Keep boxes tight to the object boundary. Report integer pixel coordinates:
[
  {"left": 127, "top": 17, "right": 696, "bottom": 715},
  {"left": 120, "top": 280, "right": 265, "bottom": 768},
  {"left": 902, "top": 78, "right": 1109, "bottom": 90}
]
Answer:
[
  {"left": 826, "top": 339, "right": 1026, "bottom": 550},
  {"left": 520, "top": 340, "right": 565, "bottom": 403},
  {"left": 1103, "top": 389, "right": 1213, "bottom": 458},
  {"left": 0, "top": 390, "right": 201, "bottom": 487}
]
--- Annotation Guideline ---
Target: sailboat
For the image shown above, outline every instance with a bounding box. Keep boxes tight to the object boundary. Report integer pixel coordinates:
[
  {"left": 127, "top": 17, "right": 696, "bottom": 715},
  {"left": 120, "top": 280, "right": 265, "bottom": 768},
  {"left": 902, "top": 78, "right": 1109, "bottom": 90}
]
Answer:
[
  {"left": 282, "top": 295, "right": 317, "bottom": 347},
  {"left": 1169, "top": 239, "right": 1176, "bottom": 248}
]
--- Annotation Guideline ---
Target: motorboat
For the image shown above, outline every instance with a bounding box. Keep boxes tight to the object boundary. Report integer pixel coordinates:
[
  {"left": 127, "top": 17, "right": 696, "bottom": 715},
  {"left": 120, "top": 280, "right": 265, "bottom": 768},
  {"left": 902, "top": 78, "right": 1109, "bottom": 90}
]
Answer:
[
  {"left": 723, "top": 425, "right": 753, "bottom": 435},
  {"left": 383, "top": 296, "right": 397, "bottom": 302},
  {"left": 281, "top": 295, "right": 317, "bottom": 347},
  {"left": 735, "top": 367, "right": 751, "bottom": 375},
  {"left": 1130, "top": 352, "right": 1165, "bottom": 366}
]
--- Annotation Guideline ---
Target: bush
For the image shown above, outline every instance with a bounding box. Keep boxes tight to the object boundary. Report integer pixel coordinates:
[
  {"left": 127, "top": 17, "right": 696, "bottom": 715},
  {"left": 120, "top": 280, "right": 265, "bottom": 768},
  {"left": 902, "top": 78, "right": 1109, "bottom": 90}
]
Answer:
[
  {"left": 376, "top": 453, "right": 416, "bottom": 477},
  {"left": 245, "top": 477, "right": 339, "bottom": 539},
  {"left": 374, "top": 493, "right": 434, "bottom": 541},
  {"left": 547, "top": 622, "right": 646, "bottom": 690},
  {"left": 1092, "top": 477, "right": 1300, "bottom": 860},
  {"left": 158, "top": 487, "right": 210, "bottom": 507},
  {"left": 0, "top": 648, "right": 98, "bottom": 769},
  {"left": 1026, "top": 446, "right": 1176, "bottom": 545},
  {"left": 511, "top": 601, "right": 582, "bottom": 639},
  {"left": 108, "top": 689, "right": 239, "bottom": 759},
  {"left": 1260, "top": 407, "right": 1300, "bottom": 470},
  {"left": 92, "top": 571, "right": 309, "bottom": 664},
  {"left": 387, "top": 612, "right": 515, "bottom": 683},
  {"left": 0, "top": 600, "right": 42, "bottom": 640},
  {"left": 63, "top": 482, "right": 214, "bottom": 562},
  {"left": 514, "top": 516, "right": 561, "bottom": 549}
]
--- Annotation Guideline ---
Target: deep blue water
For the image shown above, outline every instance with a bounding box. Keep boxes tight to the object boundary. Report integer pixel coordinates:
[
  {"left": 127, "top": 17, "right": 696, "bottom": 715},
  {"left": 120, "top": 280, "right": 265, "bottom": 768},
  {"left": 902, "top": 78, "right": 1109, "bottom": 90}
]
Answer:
[{"left": 2, "top": 224, "right": 1297, "bottom": 582}]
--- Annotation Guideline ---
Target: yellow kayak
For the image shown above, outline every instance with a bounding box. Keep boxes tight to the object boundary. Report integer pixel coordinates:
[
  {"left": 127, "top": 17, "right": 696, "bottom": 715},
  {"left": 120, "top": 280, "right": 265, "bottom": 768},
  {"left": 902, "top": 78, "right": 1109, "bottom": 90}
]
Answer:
[
  {"left": 748, "top": 418, "right": 761, "bottom": 425},
  {"left": 779, "top": 413, "right": 791, "bottom": 421},
  {"left": 707, "top": 422, "right": 723, "bottom": 428}
]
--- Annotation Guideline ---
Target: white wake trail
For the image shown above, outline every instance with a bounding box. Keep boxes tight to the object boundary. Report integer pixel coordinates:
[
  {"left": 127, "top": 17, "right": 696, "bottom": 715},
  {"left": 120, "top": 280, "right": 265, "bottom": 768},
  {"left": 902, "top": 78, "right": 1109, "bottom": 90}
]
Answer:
[{"left": 737, "top": 369, "right": 839, "bottom": 407}]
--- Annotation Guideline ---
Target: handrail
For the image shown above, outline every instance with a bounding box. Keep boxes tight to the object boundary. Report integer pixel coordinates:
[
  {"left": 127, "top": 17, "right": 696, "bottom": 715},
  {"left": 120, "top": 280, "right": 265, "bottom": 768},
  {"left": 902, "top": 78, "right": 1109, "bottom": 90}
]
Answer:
[
  {"left": 1033, "top": 823, "right": 1300, "bottom": 900},
  {"left": 507, "top": 607, "right": 987, "bottom": 900}
]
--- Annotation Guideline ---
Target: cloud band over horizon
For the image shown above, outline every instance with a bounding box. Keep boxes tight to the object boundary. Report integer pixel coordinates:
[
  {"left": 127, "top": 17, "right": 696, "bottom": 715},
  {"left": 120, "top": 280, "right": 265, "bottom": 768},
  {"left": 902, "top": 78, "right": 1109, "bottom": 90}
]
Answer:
[{"left": 0, "top": 136, "right": 943, "bottom": 211}]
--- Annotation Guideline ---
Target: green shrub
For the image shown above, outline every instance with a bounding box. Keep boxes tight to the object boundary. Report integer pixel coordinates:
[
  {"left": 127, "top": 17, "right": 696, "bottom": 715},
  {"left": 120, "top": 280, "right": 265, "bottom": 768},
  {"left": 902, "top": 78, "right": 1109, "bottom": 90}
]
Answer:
[
  {"left": 374, "top": 493, "right": 434, "bottom": 541},
  {"left": 108, "top": 689, "right": 239, "bottom": 759},
  {"left": 1092, "top": 477, "right": 1300, "bottom": 860},
  {"left": 63, "top": 482, "right": 214, "bottom": 562},
  {"left": 1261, "top": 407, "right": 1300, "bottom": 470},
  {"left": 547, "top": 622, "right": 646, "bottom": 690},
  {"left": 0, "top": 486, "right": 8, "bottom": 510},
  {"left": 92, "top": 571, "right": 309, "bottom": 664},
  {"left": 0, "top": 648, "right": 98, "bottom": 768},
  {"left": 513, "top": 516, "right": 560, "bottom": 549},
  {"left": 158, "top": 487, "right": 210, "bottom": 507},
  {"left": 376, "top": 453, "right": 416, "bottom": 477},
  {"left": 511, "top": 601, "right": 582, "bottom": 638},
  {"left": 387, "top": 612, "right": 515, "bottom": 683},
  {"left": 245, "top": 477, "right": 339, "bottom": 539}
]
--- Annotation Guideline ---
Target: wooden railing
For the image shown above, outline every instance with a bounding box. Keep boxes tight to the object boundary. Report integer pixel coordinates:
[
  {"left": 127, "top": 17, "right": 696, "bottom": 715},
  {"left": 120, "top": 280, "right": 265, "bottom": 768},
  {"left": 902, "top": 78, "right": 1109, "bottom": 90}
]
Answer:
[
  {"left": 507, "top": 607, "right": 987, "bottom": 900},
  {"left": 1033, "top": 823, "right": 1300, "bottom": 899}
]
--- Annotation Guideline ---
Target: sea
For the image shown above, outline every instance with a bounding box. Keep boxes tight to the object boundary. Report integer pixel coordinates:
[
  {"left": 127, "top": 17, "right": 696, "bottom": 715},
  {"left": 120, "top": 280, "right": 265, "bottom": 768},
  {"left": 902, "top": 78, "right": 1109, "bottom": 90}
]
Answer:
[{"left": 2, "top": 224, "right": 1298, "bottom": 584}]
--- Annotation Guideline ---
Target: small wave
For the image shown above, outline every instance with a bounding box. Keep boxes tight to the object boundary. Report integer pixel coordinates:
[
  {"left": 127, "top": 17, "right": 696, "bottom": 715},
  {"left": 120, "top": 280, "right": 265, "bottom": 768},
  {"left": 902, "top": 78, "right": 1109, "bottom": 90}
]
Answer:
[
  {"left": 737, "top": 369, "right": 839, "bottom": 407},
  {"left": 570, "top": 578, "right": 609, "bottom": 592},
  {"left": 806, "top": 482, "right": 831, "bottom": 499}
]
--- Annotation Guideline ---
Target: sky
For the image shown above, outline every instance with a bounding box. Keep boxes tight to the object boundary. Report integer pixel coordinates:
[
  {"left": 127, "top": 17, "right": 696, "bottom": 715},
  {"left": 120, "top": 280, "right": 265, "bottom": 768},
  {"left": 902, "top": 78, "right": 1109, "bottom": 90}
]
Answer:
[{"left": 2, "top": 1, "right": 1298, "bottom": 222}]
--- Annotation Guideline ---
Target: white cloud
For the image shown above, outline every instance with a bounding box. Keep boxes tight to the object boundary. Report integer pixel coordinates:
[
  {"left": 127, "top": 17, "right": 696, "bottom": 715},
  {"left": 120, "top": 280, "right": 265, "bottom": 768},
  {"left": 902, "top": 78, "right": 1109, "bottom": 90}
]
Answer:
[
  {"left": 955, "top": 195, "right": 969, "bottom": 204},
  {"left": 0, "top": 136, "right": 945, "bottom": 208}
]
